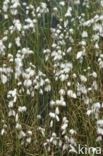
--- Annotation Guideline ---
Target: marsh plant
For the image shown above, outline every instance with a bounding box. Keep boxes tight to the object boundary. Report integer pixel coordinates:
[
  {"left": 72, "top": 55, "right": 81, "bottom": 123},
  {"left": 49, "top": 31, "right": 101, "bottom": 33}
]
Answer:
[{"left": 0, "top": 0, "right": 103, "bottom": 155}]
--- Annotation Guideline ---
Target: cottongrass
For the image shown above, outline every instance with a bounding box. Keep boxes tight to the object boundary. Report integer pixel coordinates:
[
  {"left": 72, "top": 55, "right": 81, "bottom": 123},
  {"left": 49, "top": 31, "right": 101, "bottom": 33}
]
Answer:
[{"left": 0, "top": 0, "right": 103, "bottom": 155}]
